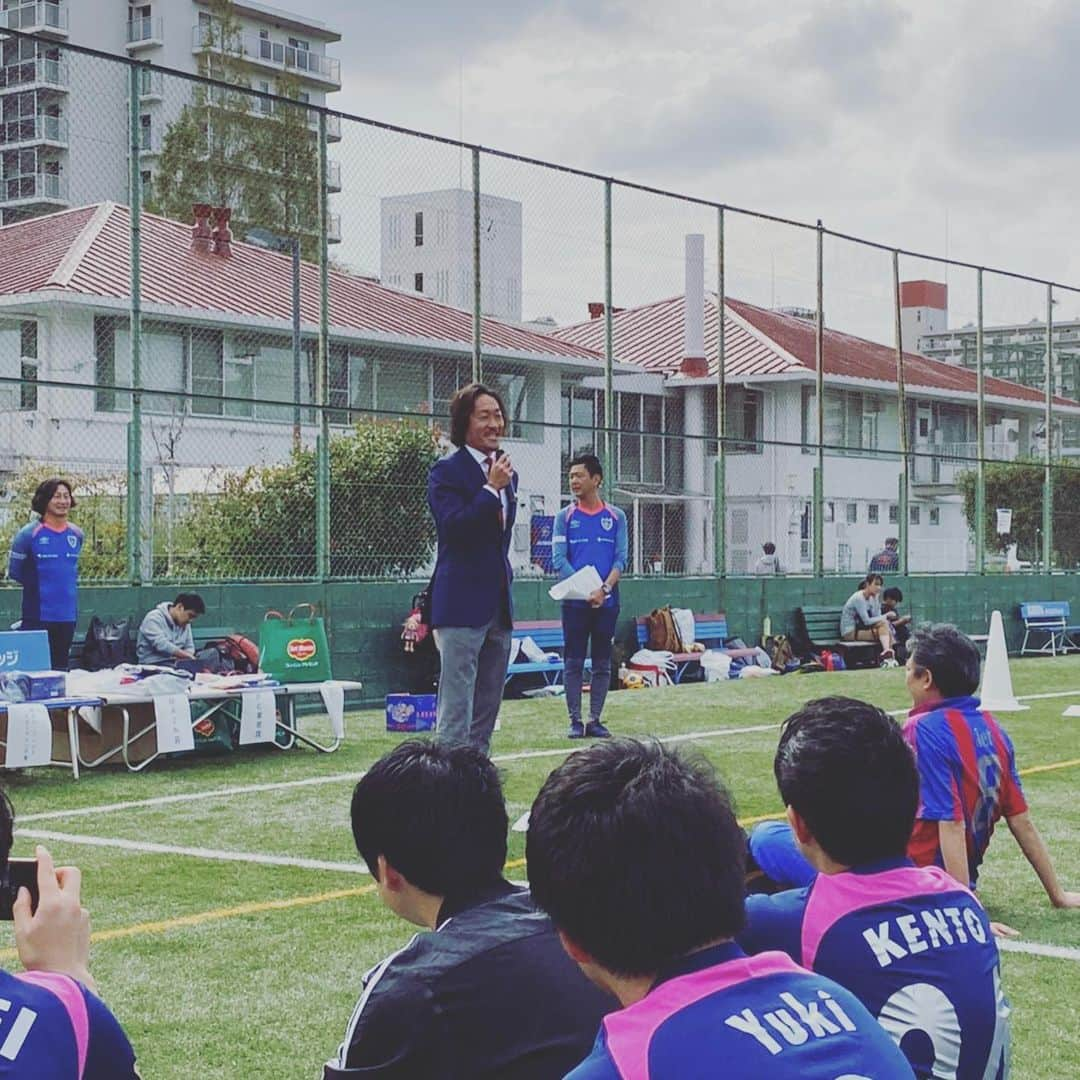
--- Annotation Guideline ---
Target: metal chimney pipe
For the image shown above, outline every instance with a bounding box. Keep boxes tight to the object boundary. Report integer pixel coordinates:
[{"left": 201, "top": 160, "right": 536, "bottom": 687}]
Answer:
[{"left": 681, "top": 233, "right": 708, "bottom": 377}]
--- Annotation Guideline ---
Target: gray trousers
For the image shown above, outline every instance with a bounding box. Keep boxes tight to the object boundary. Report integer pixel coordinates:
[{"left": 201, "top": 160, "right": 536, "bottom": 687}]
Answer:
[{"left": 433, "top": 616, "right": 512, "bottom": 754}]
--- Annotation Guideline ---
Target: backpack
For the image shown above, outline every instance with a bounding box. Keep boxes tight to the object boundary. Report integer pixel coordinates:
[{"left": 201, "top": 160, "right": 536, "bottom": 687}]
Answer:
[
  {"left": 82, "top": 615, "right": 134, "bottom": 671},
  {"left": 646, "top": 606, "right": 684, "bottom": 653},
  {"left": 817, "top": 649, "right": 847, "bottom": 672},
  {"left": 216, "top": 634, "right": 260, "bottom": 674}
]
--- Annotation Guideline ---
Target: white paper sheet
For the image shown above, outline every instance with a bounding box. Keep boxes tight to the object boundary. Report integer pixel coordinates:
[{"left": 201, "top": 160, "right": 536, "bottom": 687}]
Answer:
[
  {"left": 319, "top": 682, "right": 346, "bottom": 739},
  {"left": 548, "top": 564, "right": 603, "bottom": 602},
  {"left": 154, "top": 694, "right": 195, "bottom": 753},
  {"left": 239, "top": 690, "right": 278, "bottom": 746},
  {"left": 5, "top": 702, "right": 52, "bottom": 767}
]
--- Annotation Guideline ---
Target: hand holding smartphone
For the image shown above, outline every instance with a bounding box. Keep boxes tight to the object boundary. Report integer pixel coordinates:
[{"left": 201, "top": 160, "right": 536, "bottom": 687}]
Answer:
[
  {"left": 0, "top": 857, "right": 39, "bottom": 920},
  {"left": 9, "top": 846, "right": 95, "bottom": 992}
]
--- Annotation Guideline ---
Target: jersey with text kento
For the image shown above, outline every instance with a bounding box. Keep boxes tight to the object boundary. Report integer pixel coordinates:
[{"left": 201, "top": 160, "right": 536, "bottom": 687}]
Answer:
[{"left": 741, "top": 859, "right": 1009, "bottom": 1079}]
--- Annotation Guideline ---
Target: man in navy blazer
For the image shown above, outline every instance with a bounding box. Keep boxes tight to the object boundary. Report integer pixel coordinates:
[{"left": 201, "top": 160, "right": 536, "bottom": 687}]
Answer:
[{"left": 427, "top": 383, "right": 518, "bottom": 752}]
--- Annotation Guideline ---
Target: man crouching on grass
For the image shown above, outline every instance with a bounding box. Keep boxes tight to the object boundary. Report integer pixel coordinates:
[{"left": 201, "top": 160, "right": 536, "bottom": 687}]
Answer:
[{"left": 323, "top": 739, "right": 612, "bottom": 1079}]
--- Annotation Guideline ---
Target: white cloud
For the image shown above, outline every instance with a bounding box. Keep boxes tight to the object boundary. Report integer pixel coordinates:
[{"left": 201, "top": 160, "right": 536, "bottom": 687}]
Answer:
[{"left": 322, "top": 0, "right": 1080, "bottom": 330}]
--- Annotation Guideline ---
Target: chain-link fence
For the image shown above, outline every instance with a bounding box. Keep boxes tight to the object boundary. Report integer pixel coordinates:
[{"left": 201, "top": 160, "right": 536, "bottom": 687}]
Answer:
[{"left": 2, "top": 21, "right": 1080, "bottom": 585}]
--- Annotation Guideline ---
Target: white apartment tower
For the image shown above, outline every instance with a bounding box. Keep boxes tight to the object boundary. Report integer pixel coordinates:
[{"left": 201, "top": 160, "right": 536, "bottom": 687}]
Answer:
[
  {"left": 1, "top": 0, "right": 342, "bottom": 235},
  {"left": 380, "top": 189, "right": 524, "bottom": 322}
]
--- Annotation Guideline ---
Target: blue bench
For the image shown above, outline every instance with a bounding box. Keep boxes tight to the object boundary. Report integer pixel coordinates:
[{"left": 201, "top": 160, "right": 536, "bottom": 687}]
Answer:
[
  {"left": 634, "top": 613, "right": 758, "bottom": 684},
  {"left": 1019, "top": 602, "right": 1080, "bottom": 656},
  {"left": 505, "top": 620, "right": 590, "bottom": 690}
]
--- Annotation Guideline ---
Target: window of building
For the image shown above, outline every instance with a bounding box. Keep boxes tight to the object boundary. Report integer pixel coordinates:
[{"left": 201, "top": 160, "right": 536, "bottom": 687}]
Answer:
[
  {"left": 825, "top": 501, "right": 835, "bottom": 523},
  {"left": 802, "top": 388, "right": 884, "bottom": 454},
  {"left": 414, "top": 211, "right": 424, "bottom": 247},
  {"left": 487, "top": 363, "right": 543, "bottom": 443},
  {"left": 888, "top": 504, "right": 898, "bottom": 524},
  {"left": 868, "top": 503, "right": 879, "bottom": 524},
  {"left": 910, "top": 505, "right": 921, "bottom": 525},
  {"left": 387, "top": 214, "right": 402, "bottom": 251},
  {"left": 846, "top": 503, "right": 857, "bottom": 525},
  {"left": 257, "top": 80, "right": 272, "bottom": 115},
  {"left": 139, "top": 112, "right": 151, "bottom": 151},
  {"left": 929, "top": 506, "right": 940, "bottom": 526},
  {"left": 0, "top": 317, "right": 36, "bottom": 411},
  {"left": 414, "top": 272, "right": 424, "bottom": 293}
]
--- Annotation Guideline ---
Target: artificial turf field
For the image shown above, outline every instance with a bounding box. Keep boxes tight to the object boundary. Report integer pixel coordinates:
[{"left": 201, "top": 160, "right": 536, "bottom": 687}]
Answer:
[{"left": 3, "top": 657, "right": 1080, "bottom": 1079}]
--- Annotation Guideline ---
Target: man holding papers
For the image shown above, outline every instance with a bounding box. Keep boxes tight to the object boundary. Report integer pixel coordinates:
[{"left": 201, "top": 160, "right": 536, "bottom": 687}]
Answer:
[{"left": 552, "top": 455, "right": 627, "bottom": 739}]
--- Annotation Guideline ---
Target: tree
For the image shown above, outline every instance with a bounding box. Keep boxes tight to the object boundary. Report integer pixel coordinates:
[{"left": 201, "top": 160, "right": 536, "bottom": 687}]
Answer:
[
  {"left": 146, "top": 0, "right": 322, "bottom": 258},
  {"left": 958, "top": 460, "right": 1080, "bottom": 568},
  {"left": 175, "top": 420, "right": 442, "bottom": 580}
]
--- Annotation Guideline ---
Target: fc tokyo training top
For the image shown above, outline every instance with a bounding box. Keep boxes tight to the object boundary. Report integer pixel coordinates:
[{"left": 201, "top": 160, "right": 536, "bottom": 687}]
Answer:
[
  {"left": 902, "top": 696, "right": 1027, "bottom": 885},
  {"left": 551, "top": 502, "right": 628, "bottom": 608},
  {"left": 0, "top": 970, "right": 139, "bottom": 1078},
  {"left": 566, "top": 941, "right": 912, "bottom": 1079},
  {"left": 7, "top": 522, "right": 83, "bottom": 624},
  {"left": 740, "top": 858, "right": 1010, "bottom": 1079}
]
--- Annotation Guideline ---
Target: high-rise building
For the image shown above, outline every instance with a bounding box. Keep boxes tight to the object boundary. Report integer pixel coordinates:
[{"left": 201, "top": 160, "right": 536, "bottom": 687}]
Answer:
[
  {"left": 380, "top": 189, "right": 523, "bottom": 321},
  {"left": 0, "top": 0, "right": 342, "bottom": 236}
]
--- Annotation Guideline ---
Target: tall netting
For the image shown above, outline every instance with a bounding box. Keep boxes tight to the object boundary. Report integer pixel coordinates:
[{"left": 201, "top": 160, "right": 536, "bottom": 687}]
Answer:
[{"left": 2, "top": 24, "right": 1080, "bottom": 587}]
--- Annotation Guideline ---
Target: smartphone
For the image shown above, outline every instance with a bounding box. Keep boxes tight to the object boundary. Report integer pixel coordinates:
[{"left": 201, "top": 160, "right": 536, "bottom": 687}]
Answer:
[{"left": 0, "top": 858, "right": 39, "bottom": 920}]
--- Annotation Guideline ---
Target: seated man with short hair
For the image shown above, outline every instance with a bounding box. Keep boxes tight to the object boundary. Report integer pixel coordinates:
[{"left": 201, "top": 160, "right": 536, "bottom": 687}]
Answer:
[
  {"left": 323, "top": 739, "right": 612, "bottom": 1078},
  {"left": 136, "top": 593, "right": 205, "bottom": 666},
  {"left": 739, "top": 696, "right": 1010, "bottom": 1079},
  {"left": 526, "top": 738, "right": 912, "bottom": 1078}
]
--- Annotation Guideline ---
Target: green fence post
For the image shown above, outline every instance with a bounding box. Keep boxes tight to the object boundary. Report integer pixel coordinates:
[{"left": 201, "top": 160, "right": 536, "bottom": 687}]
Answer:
[
  {"left": 813, "top": 221, "right": 825, "bottom": 577},
  {"left": 127, "top": 63, "right": 143, "bottom": 586},
  {"left": 1044, "top": 283, "right": 1054, "bottom": 570},
  {"left": 604, "top": 179, "right": 614, "bottom": 474},
  {"left": 472, "top": 147, "right": 482, "bottom": 384},
  {"left": 975, "top": 269, "right": 985, "bottom": 573},
  {"left": 715, "top": 205, "right": 726, "bottom": 578},
  {"left": 316, "top": 111, "right": 331, "bottom": 580},
  {"left": 893, "top": 251, "right": 909, "bottom": 576}
]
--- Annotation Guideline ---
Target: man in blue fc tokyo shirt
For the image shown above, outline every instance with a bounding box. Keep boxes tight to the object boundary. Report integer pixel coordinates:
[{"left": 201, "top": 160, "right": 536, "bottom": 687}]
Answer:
[
  {"left": 551, "top": 455, "right": 627, "bottom": 739},
  {"left": 527, "top": 738, "right": 913, "bottom": 1079},
  {"left": 7, "top": 478, "right": 83, "bottom": 671},
  {"left": 739, "top": 697, "right": 1010, "bottom": 1079}
]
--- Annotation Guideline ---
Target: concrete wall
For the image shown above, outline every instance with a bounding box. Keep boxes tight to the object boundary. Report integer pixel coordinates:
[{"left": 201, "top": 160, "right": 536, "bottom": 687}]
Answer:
[{"left": 2, "top": 572, "right": 1070, "bottom": 705}]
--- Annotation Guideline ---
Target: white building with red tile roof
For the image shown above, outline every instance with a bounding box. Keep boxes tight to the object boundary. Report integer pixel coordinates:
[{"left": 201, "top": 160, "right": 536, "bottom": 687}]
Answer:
[
  {"left": 554, "top": 288, "right": 1080, "bottom": 573},
  {"left": 2, "top": 206, "right": 1075, "bottom": 576},
  {"left": 0, "top": 202, "right": 633, "bottom": 574}
]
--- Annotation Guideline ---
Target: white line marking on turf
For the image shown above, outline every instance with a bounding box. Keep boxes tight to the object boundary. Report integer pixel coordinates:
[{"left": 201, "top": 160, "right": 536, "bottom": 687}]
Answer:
[
  {"left": 19, "top": 723, "right": 781, "bottom": 824},
  {"left": 17, "top": 828, "right": 370, "bottom": 875},
  {"left": 998, "top": 938, "right": 1080, "bottom": 963}
]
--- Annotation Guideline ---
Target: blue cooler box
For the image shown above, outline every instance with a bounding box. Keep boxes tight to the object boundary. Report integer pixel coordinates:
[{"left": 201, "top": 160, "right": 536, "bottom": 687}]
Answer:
[{"left": 385, "top": 693, "right": 437, "bottom": 733}]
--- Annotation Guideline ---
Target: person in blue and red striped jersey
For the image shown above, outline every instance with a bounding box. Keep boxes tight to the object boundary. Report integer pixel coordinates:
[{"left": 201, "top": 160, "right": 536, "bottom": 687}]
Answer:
[
  {"left": 551, "top": 455, "right": 627, "bottom": 740},
  {"left": 750, "top": 624, "right": 1080, "bottom": 914},
  {"left": 527, "top": 739, "right": 913, "bottom": 1079},
  {"left": 740, "top": 697, "right": 1010, "bottom": 1080},
  {"left": 6, "top": 478, "right": 83, "bottom": 671},
  {"left": 903, "top": 623, "right": 1080, "bottom": 907}
]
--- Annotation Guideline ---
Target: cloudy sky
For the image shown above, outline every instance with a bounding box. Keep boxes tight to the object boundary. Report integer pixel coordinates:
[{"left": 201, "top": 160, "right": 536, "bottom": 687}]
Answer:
[{"left": 309, "top": 0, "right": 1080, "bottom": 333}]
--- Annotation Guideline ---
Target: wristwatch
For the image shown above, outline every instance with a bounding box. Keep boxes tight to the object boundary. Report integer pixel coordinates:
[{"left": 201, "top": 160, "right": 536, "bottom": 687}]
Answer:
[{"left": 601, "top": 583, "right": 612, "bottom": 596}]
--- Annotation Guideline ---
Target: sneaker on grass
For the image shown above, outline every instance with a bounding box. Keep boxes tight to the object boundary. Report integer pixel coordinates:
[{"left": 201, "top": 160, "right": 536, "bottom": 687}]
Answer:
[
  {"left": 585, "top": 720, "right": 612, "bottom": 738},
  {"left": 567, "top": 721, "right": 586, "bottom": 739}
]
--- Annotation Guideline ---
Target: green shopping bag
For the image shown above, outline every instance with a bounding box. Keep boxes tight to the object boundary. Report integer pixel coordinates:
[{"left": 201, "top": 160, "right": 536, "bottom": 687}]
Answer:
[{"left": 259, "top": 604, "right": 332, "bottom": 683}]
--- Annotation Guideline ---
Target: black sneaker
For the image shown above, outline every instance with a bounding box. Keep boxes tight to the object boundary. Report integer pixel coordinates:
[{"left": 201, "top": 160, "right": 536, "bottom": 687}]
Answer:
[
  {"left": 567, "top": 721, "right": 586, "bottom": 739},
  {"left": 585, "top": 720, "right": 612, "bottom": 739}
]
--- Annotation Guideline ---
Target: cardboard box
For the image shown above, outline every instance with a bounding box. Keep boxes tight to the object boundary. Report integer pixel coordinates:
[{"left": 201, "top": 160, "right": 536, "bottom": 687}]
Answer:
[
  {"left": 385, "top": 693, "right": 436, "bottom": 733},
  {"left": 75, "top": 703, "right": 159, "bottom": 766},
  {"left": 0, "top": 670, "right": 67, "bottom": 703}
]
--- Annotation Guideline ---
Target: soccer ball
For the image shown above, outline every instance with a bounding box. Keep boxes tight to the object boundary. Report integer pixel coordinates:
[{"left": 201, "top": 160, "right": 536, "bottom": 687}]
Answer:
[{"left": 622, "top": 672, "right": 647, "bottom": 690}]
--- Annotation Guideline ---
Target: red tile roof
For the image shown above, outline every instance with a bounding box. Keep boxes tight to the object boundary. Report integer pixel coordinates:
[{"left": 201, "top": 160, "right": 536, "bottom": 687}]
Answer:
[
  {"left": 0, "top": 203, "right": 602, "bottom": 364},
  {"left": 554, "top": 293, "right": 1076, "bottom": 408}
]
